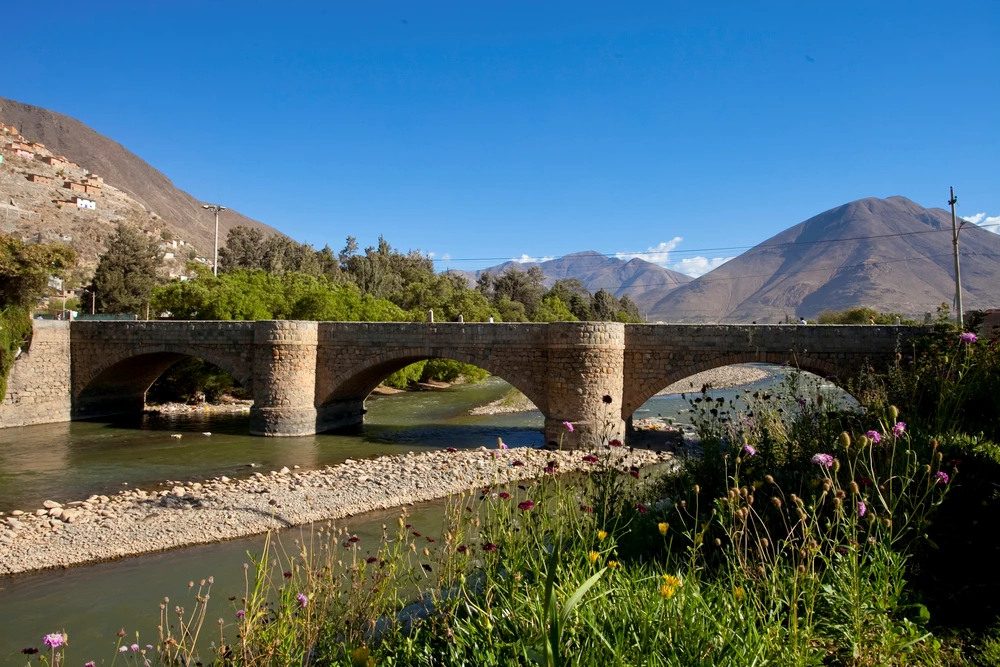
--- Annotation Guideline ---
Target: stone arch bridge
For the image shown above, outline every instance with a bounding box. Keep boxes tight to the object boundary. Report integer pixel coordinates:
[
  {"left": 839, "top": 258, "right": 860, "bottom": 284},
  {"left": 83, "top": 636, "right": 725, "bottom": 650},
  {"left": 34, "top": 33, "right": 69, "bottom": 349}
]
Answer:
[{"left": 1, "top": 320, "right": 924, "bottom": 446}]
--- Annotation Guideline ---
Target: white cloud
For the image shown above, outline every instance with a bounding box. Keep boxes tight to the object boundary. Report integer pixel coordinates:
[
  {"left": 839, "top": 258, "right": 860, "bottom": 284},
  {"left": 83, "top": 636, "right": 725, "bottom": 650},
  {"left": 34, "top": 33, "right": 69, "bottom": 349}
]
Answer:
[
  {"left": 512, "top": 254, "right": 554, "bottom": 264},
  {"left": 671, "top": 256, "right": 734, "bottom": 278},
  {"left": 616, "top": 237, "right": 683, "bottom": 266},
  {"left": 441, "top": 253, "right": 451, "bottom": 261},
  {"left": 426, "top": 251, "right": 436, "bottom": 259},
  {"left": 964, "top": 212, "right": 1000, "bottom": 233}
]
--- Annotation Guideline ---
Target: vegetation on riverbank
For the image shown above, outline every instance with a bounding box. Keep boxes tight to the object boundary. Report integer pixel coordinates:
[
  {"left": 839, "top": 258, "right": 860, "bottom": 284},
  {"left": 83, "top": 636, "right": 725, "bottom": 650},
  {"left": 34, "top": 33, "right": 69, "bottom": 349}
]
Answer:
[{"left": 24, "top": 321, "right": 1000, "bottom": 665}]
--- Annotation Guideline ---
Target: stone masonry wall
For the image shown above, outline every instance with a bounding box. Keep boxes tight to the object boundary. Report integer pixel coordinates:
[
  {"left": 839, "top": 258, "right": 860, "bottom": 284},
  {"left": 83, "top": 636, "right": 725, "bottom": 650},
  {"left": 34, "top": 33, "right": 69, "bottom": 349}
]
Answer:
[{"left": 0, "top": 321, "right": 72, "bottom": 428}]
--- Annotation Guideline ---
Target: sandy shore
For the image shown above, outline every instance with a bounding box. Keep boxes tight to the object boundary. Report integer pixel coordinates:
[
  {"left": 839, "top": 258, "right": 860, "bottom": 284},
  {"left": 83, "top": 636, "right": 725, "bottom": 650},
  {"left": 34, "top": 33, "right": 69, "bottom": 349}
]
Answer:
[
  {"left": 0, "top": 446, "right": 670, "bottom": 576},
  {"left": 656, "top": 365, "right": 772, "bottom": 396}
]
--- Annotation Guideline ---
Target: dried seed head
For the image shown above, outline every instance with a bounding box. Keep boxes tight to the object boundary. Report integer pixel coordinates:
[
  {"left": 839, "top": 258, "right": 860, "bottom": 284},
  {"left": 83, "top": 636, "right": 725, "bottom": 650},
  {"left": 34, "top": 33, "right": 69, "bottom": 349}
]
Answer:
[
  {"left": 765, "top": 475, "right": 775, "bottom": 485},
  {"left": 771, "top": 497, "right": 782, "bottom": 509},
  {"left": 849, "top": 481, "right": 860, "bottom": 495},
  {"left": 889, "top": 405, "right": 899, "bottom": 421},
  {"left": 714, "top": 538, "right": 722, "bottom": 547},
  {"left": 839, "top": 432, "right": 851, "bottom": 448},
  {"left": 759, "top": 538, "right": 769, "bottom": 549},
  {"left": 832, "top": 497, "right": 842, "bottom": 508},
  {"left": 797, "top": 565, "right": 806, "bottom": 574}
]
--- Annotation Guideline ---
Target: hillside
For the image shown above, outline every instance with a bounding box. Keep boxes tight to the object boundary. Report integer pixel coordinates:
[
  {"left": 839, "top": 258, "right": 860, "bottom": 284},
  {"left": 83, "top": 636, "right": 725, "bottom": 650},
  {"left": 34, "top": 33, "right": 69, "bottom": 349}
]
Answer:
[
  {"left": 452, "top": 251, "right": 693, "bottom": 302},
  {"left": 0, "top": 96, "right": 283, "bottom": 262},
  {"left": 639, "top": 196, "right": 1000, "bottom": 323}
]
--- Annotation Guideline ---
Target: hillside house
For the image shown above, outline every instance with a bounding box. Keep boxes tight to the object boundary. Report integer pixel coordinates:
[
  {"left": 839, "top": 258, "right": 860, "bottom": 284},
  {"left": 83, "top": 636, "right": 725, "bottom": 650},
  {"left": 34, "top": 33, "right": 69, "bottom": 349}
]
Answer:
[
  {"left": 65, "top": 181, "right": 101, "bottom": 195},
  {"left": 163, "top": 252, "right": 175, "bottom": 260},
  {"left": 42, "top": 155, "right": 69, "bottom": 169},
  {"left": 26, "top": 142, "right": 50, "bottom": 156},
  {"left": 85, "top": 173, "right": 104, "bottom": 185},
  {"left": 73, "top": 197, "right": 96, "bottom": 210},
  {"left": 2, "top": 125, "right": 17, "bottom": 134},
  {"left": 27, "top": 173, "right": 53, "bottom": 185},
  {"left": 4, "top": 142, "right": 34, "bottom": 159}
]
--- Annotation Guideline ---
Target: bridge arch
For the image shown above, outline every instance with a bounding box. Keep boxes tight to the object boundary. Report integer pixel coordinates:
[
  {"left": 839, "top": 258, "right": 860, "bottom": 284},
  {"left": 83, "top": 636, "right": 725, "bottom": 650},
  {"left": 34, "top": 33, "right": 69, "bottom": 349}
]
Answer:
[
  {"left": 72, "top": 345, "right": 253, "bottom": 420},
  {"left": 622, "top": 352, "right": 849, "bottom": 421},
  {"left": 319, "top": 348, "right": 547, "bottom": 413}
]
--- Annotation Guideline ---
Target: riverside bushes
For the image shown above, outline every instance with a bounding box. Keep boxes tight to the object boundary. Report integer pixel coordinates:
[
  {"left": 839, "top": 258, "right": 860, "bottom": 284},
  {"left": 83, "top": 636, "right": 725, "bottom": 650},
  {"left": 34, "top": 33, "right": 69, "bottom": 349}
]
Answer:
[{"left": 24, "top": 327, "right": 1000, "bottom": 665}]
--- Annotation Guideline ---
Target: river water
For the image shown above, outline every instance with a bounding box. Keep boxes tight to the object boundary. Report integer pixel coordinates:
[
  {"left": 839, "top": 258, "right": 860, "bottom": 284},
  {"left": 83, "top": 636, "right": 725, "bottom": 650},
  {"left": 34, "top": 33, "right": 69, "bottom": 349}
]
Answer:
[{"left": 0, "top": 366, "right": 847, "bottom": 662}]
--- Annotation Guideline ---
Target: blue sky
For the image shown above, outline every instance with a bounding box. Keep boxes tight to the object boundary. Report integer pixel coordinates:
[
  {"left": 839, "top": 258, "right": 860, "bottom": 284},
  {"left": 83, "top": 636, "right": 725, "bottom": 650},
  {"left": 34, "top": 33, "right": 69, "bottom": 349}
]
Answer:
[{"left": 4, "top": 1, "right": 998, "bottom": 275}]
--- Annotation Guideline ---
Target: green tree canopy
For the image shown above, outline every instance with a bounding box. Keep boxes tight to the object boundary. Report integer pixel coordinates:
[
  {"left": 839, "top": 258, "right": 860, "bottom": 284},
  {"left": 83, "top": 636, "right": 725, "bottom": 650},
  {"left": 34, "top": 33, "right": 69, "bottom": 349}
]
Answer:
[
  {"left": 0, "top": 235, "right": 76, "bottom": 308},
  {"left": 90, "top": 224, "right": 162, "bottom": 315}
]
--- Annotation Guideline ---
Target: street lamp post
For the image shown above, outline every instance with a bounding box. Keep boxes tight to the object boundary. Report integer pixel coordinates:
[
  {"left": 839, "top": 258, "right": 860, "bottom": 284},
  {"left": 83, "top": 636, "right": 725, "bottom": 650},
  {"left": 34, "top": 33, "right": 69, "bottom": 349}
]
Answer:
[
  {"left": 948, "top": 187, "right": 966, "bottom": 327},
  {"left": 202, "top": 204, "right": 227, "bottom": 276}
]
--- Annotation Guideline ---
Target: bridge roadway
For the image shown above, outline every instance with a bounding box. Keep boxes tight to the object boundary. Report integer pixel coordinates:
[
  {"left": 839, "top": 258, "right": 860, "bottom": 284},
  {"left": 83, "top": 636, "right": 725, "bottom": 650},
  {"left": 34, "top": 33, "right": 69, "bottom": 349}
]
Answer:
[{"left": 1, "top": 320, "right": 924, "bottom": 447}]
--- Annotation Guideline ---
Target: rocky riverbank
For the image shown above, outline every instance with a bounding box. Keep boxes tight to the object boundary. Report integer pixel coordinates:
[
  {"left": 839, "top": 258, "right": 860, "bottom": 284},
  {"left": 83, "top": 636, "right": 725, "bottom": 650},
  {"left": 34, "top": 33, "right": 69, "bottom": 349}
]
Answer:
[
  {"left": 0, "top": 446, "right": 671, "bottom": 575},
  {"left": 656, "top": 364, "right": 772, "bottom": 395}
]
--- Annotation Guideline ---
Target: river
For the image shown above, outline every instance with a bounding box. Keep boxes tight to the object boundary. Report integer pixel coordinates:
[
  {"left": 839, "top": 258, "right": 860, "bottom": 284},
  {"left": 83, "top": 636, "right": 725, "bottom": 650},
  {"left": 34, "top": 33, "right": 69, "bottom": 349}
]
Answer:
[{"left": 0, "top": 366, "right": 850, "bottom": 662}]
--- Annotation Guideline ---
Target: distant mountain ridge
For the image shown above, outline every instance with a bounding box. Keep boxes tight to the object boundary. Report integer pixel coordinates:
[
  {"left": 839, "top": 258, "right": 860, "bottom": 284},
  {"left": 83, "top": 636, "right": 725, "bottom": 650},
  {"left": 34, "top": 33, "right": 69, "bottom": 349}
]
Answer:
[
  {"left": 451, "top": 251, "right": 693, "bottom": 303},
  {"left": 636, "top": 196, "right": 1000, "bottom": 322},
  {"left": 0, "top": 96, "right": 284, "bottom": 256}
]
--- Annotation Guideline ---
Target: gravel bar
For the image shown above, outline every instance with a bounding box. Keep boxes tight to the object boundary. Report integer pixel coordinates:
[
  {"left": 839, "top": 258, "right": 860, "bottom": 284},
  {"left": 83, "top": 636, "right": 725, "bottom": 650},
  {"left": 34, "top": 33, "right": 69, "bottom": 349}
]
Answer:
[{"left": 0, "top": 446, "right": 670, "bottom": 575}]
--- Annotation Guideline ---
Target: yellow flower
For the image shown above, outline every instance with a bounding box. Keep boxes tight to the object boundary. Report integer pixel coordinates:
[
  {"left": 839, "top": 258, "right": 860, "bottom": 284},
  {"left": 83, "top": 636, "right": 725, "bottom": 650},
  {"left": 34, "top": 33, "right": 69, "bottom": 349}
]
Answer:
[
  {"left": 734, "top": 586, "right": 744, "bottom": 601},
  {"left": 587, "top": 550, "right": 600, "bottom": 564},
  {"left": 661, "top": 574, "right": 682, "bottom": 588},
  {"left": 607, "top": 560, "right": 619, "bottom": 569},
  {"left": 597, "top": 530, "right": 608, "bottom": 541},
  {"left": 659, "top": 584, "right": 676, "bottom": 599},
  {"left": 657, "top": 522, "right": 669, "bottom": 536}
]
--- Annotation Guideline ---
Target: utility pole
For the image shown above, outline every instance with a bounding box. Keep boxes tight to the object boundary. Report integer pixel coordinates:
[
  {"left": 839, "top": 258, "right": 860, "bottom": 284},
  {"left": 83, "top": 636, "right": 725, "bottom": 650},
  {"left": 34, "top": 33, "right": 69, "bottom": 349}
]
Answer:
[
  {"left": 202, "top": 203, "right": 227, "bottom": 276},
  {"left": 948, "top": 187, "right": 964, "bottom": 326}
]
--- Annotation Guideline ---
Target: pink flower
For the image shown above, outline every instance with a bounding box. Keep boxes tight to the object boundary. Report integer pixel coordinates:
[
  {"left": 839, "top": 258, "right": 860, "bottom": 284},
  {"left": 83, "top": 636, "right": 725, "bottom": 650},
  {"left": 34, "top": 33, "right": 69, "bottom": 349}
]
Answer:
[
  {"left": 857, "top": 501, "right": 867, "bottom": 517},
  {"left": 563, "top": 421, "right": 574, "bottom": 432},
  {"left": 935, "top": 471, "right": 949, "bottom": 485},
  {"left": 497, "top": 438, "right": 509, "bottom": 450},
  {"left": 811, "top": 453, "right": 834, "bottom": 468},
  {"left": 296, "top": 593, "right": 308, "bottom": 608},
  {"left": 482, "top": 542, "right": 498, "bottom": 552},
  {"left": 512, "top": 460, "right": 525, "bottom": 467},
  {"left": 130, "top": 644, "right": 139, "bottom": 652},
  {"left": 634, "top": 502, "right": 648, "bottom": 514},
  {"left": 960, "top": 332, "right": 978, "bottom": 344},
  {"left": 236, "top": 610, "right": 245, "bottom": 618},
  {"left": 119, "top": 647, "right": 128, "bottom": 653},
  {"left": 609, "top": 439, "right": 623, "bottom": 448},
  {"left": 892, "top": 422, "right": 906, "bottom": 437},
  {"left": 865, "top": 430, "right": 882, "bottom": 444},
  {"left": 42, "top": 634, "right": 63, "bottom": 649},
  {"left": 582, "top": 455, "right": 598, "bottom": 463},
  {"left": 86, "top": 662, "right": 96, "bottom": 667},
  {"left": 742, "top": 444, "right": 756, "bottom": 457},
  {"left": 446, "top": 447, "right": 458, "bottom": 453},
  {"left": 518, "top": 500, "right": 536, "bottom": 511}
]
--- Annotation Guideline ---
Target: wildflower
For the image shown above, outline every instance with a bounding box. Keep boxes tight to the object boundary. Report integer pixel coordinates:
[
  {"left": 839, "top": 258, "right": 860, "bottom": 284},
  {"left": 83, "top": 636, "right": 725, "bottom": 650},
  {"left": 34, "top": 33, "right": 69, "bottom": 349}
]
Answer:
[
  {"left": 960, "top": 332, "right": 978, "bottom": 344},
  {"left": 119, "top": 647, "right": 128, "bottom": 653},
  {"left": 734, "top": 586, "right": 744, "bottom": 601},
  {"left": 580, "top": 504, "right": 594, "bottom": 513},
  {"left": 893, "top": 422, "right": 906, "bottom": 437},
  {"left": 283, "top": 571, "right": 292, "bottom": 579},
  {"left": 865, "top": 430, "right": 882, "bottom": 444},
  {"left": 935, "top": 471, "right": 949, "bottom": 485},
  {"left": 42, "top": 634, "right": 64, "bottom": 649},
  {"left": 21, "top": 648, "right": 38, "bottom": 655},
  {"left": 598, "top": 530, "right": 608, "bottom": 541},
  {"left": 236, "top": 610, "right": 245, "bottom": 619},
  {"left": 796, "top": 397, "right": 807, "bottom": 406},
  {"left": 587, "top": 550, "right": 600, "bottom": 564},
  {"left": 743, "top": 444, "right": 756, "bottom": 457},
  {"left": 811, "top": 453, "right": 834, "bottom": 468},
  {"left": 658, "top": 522, "right": 669, "bottom": 536},
  {"left": 146, "top": 645, "right": 153, "bottom": 650},
  {"left": 498, "top": 492, "right": 511, "bottom": 499},
  {"left": 660, "top": 584, "right": 677, "bottom": 599},
  {"left": 629, "top": 467, "right": 640, "bottom": 478},
  {"left": 543, "top": 466, "right": 554, "bottom": 474},
  {"left": 635, "top": 502, "right": 648, "bottom": 514},
  {"left": 512, "top": 460, "right": 525, "bottom": 467},
  {"left": 85, "top": 662, "right": 96, "bottom": 667},
  {"left": 131, "top": 644, "right": 139, "bottom": 652},
  {"left": 446, "top": 447, "right": 458, "bottom": 453},
  {"left": 518, "top": 500, "right": 536, "bottom": 511},
  {"left": 609, "top": 439, "right": 623, "bottom": 448},
  {"left": 857, "top": 501, "right": 867, "bottom": 517},
  {"left": 348, "top": 535, "right": 360, "bottom": 543},
  {"left": 366, "top": 557, "right": 378, "bottom": 564},
  {"left": 412, "top": 532, "right": 421, "bottom": 537},
  {"left": 582, "top": 454, "right": 598, "bottom": 463},
  {"left": 482, "top": 542, "right": 498, "bottom": 552},
  {"left": 563, "top": 421, "right": 574, "bottom": 432},
  {"left": 607, "top": 560, "right": 619, "bottom": 569},
  {"left": 296, "top": 593, "right": 309, "bottom": 608},
  {"left": 497, "top": 437, "right": 508, "bottom": 450}
]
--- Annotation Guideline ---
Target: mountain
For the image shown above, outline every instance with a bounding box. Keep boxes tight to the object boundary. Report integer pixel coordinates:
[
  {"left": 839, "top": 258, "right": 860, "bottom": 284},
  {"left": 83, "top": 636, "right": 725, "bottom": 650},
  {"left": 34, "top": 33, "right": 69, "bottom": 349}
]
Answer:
[
  {"left": 451, "top": 251, "right": 693, "bottom": 302},
  {"left": 639, "top": 196, "right": 1000, "bottom": 323},
  {"left": 0, "top": 96, "right": 284, "bottom": 259}
]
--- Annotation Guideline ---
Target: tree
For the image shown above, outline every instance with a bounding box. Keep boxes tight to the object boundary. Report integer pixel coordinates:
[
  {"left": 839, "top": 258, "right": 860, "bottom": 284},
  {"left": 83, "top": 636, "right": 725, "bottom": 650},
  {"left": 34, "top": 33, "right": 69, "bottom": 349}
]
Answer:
[
  {"left": 493, "top": 266, "right": 546, "bottom": 317},
  {"left": 592, "top": 288, "right": 620, "bottom": 321},
  {"left": 0, "top": 236, "right": 76, "bottom": 308},
  {"left": 618, "top": 294, "right": 643, "bottom": 322},
  {"left": 218, "top": 226, "right": 265, "bottom": 272},
  {"left": 534, "top": 295, "right": 578, "bottom": 322},
  {"left": 91, "top": 224, "right": 162, "bottom": 315}
]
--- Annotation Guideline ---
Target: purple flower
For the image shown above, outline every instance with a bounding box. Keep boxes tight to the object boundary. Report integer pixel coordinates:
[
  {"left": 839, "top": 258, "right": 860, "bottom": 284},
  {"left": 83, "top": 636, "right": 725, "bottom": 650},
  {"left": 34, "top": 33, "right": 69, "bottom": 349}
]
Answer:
[
  {"left": 518, "top": 500, "right": 536, "bottom": 511},
  {"left": 283, "top": 571, "right": 292, "bottom": 579},
  {"left": 960, "top": 332, "right": 978, "bottom": 344},
  {"left": 446, "top": 447, "right": 458, "bottom": 453},
  {"left": 609, "top": 439, "right": 623, "bottom": 448},
  {"left": 512, "top": 460, "right": 525, "bottom": 467},
  {"left": 796, "top": 397, "right": 807, "bottom": 407},
  {"left": 457, "top": 545, "right": 467, "bottom": 553},
  {"left": 935, "top": 471, "right": 949, "bottom": 485},
  {"left": 892, "top": 422, "right": 906, "bottom": 437},
  {"left": 482, "top": 542, "right": 498, "bottom": 552},
  {"left": 498, "top": 491, "right": 511, "bottom": 499},
  {"left": 857, "top": 501, "right": 867, "bottom": 517},
  {"left": 865, "top": 430, "right": 882, "bottom": 444},
  {"left": 563, "top": 421, "right": 574, "bottom": 432},
  {"left": 130, "top": 644, "right": 139, "bottom": 652},
  {"left": 348, "top": 535, "right": 360, "bottom": 543},
  {"left": 366, "top": 556, "right": 378, "bottom": 563},
  {"left": 635, "top": 502, "right": 648, "bottom": 514},
  {"left": 543, "top": 466, "right": 554, "bottom": 474},
  {"left": 236, "top": 610, "right": 246, "bottom": 619},
  {"left": 582, "top": 454, "right": 599, "bottom": 463},
  {"left": 743, "top": 444, "right": 757, "bottom": 457},
  {"left": 42, "top": 634, "right": 63, "bottom": 649},
  {"left": 296, "top": 593, "right": 308, "bottom": 608},
  {"left": 811, "top": 453, "right": 834, "bottom": 468},
  {"left": 147, "top": 645, "right": 153, "bottom": 650},
  {"left": 86, "top": 662, "right": 96, "bottom": 667}
]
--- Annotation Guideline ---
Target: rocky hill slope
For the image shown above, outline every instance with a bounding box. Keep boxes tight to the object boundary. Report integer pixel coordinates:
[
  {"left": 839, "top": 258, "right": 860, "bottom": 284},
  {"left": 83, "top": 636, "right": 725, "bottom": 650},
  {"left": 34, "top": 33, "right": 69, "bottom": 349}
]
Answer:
[
  {"left": 0, "top": 96, "right": 283, "bottom": 261},
  {"left": 452, "top": 251, "right": 693, "bottom": 302},
  {"left": 637, "top": 196, "right": 1000, "bottom": 322}
]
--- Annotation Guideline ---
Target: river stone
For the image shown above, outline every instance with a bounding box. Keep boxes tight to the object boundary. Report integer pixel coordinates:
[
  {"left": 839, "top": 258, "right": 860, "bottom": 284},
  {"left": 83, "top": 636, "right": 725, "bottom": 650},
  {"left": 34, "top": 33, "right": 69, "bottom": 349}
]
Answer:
[
  {"left": 43, "top": 500, "right": 62, "bottom": 509},
  {"left": 48, "top": 508, "right": 63, "bottom": 519},
  {"left": 61, "top": 510, "right": 82, "bottom": 523}
]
